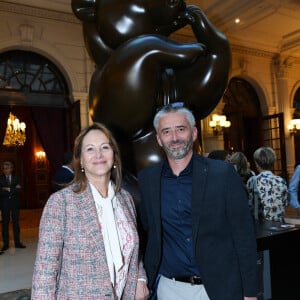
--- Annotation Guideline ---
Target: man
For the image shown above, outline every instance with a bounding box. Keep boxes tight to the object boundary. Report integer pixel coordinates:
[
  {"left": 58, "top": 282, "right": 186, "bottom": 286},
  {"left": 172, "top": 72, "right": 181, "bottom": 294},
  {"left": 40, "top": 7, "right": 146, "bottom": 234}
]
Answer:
[
  {"left": 288, "top": 164, "right": 300, "bottom": 216},
  {"left": 0, "top": 161, "right": 26, "bottom": 251},
  {"left": 53, "top": 151, "right": 74, "bottom": 192},
  {"left": 138, "top": 103, "right": 258, "bottom": 300}
]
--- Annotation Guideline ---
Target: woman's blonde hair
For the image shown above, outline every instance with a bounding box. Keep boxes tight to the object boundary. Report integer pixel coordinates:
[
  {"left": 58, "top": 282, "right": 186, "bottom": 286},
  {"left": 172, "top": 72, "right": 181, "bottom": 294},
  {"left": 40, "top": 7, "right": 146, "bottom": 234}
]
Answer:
[{"left": 230, "top": 152, "right": 248, "bottom": 177}]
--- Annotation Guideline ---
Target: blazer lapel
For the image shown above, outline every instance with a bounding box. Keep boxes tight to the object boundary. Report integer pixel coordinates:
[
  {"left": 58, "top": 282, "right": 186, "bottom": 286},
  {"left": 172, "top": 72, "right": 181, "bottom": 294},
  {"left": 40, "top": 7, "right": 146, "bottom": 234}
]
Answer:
[
  {"left": 192, "top": 155, "right": 209, "bottom": 242},
  {"left": 10, "top": 175, "right": 15, "bottom": 186},
  {"left": 72, "top": 185, "right": 111, "bottom": 279},
  {"left": 148, "top": 163, "right": 163, "bottom": 236},
  {"left": 76, "top": 186, "right": 106, "bottom": 252}
]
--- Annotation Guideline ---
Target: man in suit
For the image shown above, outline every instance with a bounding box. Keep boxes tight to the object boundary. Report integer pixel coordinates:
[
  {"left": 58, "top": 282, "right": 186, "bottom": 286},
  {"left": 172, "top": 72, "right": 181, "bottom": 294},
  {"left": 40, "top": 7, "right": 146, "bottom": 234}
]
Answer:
[
  {"left": 138, "top": 103, "right": 258, "bottom": 300},
  {"left": 53, "top": 151, "right": 74, "bottom": 192},
  {"left": 0, "top": 160, "right": 26, "bottom": 251}
]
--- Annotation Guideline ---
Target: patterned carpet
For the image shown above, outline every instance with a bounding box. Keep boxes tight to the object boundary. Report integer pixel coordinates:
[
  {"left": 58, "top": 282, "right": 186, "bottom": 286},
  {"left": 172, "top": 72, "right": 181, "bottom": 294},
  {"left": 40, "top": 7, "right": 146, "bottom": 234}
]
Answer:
[{"left": 0, "top": 289, "right": 31, "bottom": 300}]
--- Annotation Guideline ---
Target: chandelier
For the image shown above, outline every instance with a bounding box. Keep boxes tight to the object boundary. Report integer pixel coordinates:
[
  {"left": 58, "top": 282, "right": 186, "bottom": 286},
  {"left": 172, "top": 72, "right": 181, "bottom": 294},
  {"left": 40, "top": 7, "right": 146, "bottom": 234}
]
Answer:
[
  {"left": 288, "top": 119, "right": 300, "bottom": 136},
  {"left": 209, "top": 114, "right": 231, "bottom": 135},
  {"left": 2, "top": 112, "right": 26, "bottom": 147}
]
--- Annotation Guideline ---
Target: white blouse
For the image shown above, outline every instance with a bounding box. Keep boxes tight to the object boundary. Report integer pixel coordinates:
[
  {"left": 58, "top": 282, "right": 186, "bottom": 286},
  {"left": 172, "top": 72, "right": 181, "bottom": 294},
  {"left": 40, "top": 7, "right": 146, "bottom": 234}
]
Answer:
[{"left": 90, "top": 181, "right": 135, "bottom": 299}]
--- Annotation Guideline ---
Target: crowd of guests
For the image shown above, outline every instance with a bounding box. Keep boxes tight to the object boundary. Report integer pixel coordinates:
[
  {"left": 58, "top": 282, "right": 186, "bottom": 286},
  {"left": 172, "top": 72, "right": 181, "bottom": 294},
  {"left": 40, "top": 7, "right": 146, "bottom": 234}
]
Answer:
[{"left": 208, "top": 147, "right": 289, "bottom": 223}]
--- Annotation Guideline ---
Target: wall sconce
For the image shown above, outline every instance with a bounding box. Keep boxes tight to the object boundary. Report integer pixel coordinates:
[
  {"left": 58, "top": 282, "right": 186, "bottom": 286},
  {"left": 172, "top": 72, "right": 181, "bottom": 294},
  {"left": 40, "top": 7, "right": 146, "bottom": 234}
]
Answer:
[
  {"left": 288, "top": 119, "right": 300, "bottom": 135},
  {"left": 209, "top": 114, "right": 231, "bottom": 135},
  {"left": 36, "top": 151, "right": 46, "bottom": 160},
  {"left": 36, "top": 151, "right": 46, "bottom": 168}
]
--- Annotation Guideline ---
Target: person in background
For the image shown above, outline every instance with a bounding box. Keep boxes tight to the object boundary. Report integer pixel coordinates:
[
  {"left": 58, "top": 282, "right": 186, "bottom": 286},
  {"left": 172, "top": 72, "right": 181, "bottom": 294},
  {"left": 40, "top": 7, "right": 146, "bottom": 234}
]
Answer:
[
  {"left": 207, "top": 149, "right": 231, "bottom": 162},
  {"left": 288, "top": 164, "right": 300, "bottom": 216},
  {"left": 53, "top": 151, "right": 74, "bottom": 192},
  {"left": 32, "top": 123, "right": 149, "bottom": 299},
  {"left": 230, "top": 151, "right": 255, "bottom": 185},
  {"left": 247, "top": 161, "right": 256, "bottom": 177},
  {"left": 0, "top": 161, "right": 26, "bottom": 252},
  {"left": 138, "top": 103, "right": 258, "bottom": 300},
  {"left": 247, "top": 147, "right": 288, "bottom": 222}
]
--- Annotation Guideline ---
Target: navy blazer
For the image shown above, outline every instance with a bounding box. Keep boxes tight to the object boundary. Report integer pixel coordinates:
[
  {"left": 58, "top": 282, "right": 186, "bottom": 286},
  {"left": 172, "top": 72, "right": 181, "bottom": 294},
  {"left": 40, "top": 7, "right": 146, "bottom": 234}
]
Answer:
[
  {"left": 138, "top": 153, "right": 258, "bottom": 300},
  {"left": 53, "top": 166, "right": 74, "bottom": 192},
  {"left": 0, "top": 174, "right": 21, "bottom": 209}
]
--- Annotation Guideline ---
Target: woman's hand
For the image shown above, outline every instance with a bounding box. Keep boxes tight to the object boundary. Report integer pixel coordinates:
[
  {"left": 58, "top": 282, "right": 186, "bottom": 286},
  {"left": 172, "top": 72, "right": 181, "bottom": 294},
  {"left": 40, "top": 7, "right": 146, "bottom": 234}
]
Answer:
[{"left": 135, "top": 280, "right": 149, "bottom": 300}]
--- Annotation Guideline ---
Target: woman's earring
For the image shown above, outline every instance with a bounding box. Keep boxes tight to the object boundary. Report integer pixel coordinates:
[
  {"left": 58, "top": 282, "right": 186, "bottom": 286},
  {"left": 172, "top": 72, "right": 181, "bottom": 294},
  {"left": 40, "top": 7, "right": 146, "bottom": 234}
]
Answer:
[
  {"left": 81, "top": 166, "right": 85, "bottom": 173},
  {"left": 113, "top": 164, "right": 116, "bottom": 169}
]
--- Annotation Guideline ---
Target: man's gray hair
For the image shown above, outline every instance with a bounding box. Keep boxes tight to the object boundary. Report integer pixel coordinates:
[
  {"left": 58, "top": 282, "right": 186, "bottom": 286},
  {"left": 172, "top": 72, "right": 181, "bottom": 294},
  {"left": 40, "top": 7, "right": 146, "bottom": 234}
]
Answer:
[{"left": 153, "top": 104, "right": 196, "bottom": 131}]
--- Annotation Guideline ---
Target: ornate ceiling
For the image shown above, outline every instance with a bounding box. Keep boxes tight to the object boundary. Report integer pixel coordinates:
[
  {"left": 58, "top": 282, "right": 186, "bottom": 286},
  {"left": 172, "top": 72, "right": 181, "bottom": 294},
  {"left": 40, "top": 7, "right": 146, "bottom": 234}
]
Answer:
[
  {"left": 187, "top": 0, "right": 300, "bottom": 58},
  {"left": 1, "top": 0, "right": 300, "bottom": 59}
]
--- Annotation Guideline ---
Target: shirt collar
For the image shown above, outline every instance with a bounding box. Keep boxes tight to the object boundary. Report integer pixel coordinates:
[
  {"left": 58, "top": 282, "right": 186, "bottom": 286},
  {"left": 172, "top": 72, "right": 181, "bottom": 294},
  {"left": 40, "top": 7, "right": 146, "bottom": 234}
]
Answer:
[{"left": 162, "top": 152, "right": 194, "bottom": 177}]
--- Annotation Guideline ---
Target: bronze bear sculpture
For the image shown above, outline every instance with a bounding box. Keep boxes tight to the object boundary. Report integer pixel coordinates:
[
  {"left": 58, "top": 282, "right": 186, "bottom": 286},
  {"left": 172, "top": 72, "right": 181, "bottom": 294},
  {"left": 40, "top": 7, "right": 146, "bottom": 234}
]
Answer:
[{"left": 72, "top": 0, "right": 230, "bottom": 173}]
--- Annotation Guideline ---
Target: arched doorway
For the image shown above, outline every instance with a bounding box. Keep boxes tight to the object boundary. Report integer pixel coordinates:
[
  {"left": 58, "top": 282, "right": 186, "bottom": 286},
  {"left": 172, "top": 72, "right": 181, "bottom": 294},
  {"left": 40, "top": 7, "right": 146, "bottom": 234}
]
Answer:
[
  {"left": 0, "top": 50, "right": 80, "bottom": 208},
  {"left": 223, "top": 77, "right": 262, "bottom": 167},
  {"left": 223, "top": 77, "right": 287, "bottom": 178}
]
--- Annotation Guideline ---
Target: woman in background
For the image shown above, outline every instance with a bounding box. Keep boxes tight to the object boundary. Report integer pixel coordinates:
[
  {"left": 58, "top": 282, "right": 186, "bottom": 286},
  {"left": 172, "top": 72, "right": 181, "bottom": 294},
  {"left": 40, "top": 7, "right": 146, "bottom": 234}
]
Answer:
[
  {"left": 230, "top": 151, "right": 255, "bottom": 185},
  {"left": 32, "top": 123, "right": 148, "bottom": 299},
  {"left": 247, "top": 147, "right": 288, "bottom": 222}
]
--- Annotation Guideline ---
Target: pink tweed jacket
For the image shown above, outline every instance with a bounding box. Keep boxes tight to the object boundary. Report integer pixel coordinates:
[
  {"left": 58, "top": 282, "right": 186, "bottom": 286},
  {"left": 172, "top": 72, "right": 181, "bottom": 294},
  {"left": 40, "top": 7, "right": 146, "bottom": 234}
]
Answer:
[{"left": 31, "top": 183, "right": 146, "bottom": 299}]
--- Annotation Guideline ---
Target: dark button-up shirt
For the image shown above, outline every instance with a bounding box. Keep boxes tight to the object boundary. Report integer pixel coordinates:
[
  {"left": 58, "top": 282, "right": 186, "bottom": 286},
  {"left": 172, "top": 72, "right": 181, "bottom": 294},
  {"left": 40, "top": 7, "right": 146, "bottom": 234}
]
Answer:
[{"left": 159, "top": 156, "right": 200, "bottom": 277}]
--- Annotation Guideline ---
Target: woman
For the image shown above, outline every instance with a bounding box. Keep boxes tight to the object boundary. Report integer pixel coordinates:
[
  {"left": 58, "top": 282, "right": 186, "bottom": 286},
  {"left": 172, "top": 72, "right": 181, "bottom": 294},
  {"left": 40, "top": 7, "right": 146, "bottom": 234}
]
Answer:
[
  {"left": 32, "top": 123, "right": 149, "bottom": 299},
  {"left": 230, "top": 151, "right": 255, "bottom": 185},
  {"left": 247, "top": 147, "right": 288, "bottom": 222}
]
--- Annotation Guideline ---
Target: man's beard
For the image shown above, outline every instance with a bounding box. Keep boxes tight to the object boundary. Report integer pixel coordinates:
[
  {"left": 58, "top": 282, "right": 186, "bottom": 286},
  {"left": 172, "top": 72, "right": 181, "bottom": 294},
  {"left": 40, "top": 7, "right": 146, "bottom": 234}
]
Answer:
[{"left": 162, "top": 137, "right": 193, "bottom": 160}]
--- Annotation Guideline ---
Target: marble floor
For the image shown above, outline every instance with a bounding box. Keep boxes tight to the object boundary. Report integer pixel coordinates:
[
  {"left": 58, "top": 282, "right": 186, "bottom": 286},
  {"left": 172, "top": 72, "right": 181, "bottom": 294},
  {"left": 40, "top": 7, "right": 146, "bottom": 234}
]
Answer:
[{"left": 0, "top": 209, "right": 42, "bottom": 298}]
